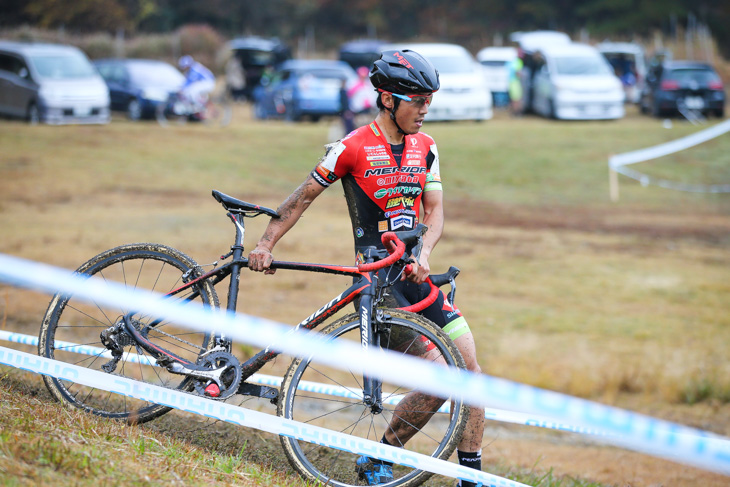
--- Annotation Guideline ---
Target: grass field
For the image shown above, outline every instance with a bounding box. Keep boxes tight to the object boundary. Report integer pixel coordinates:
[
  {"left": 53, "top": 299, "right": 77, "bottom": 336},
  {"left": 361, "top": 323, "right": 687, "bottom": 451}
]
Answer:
[{"left": 0, "top": 104, "right": 729, "bottom": 486}]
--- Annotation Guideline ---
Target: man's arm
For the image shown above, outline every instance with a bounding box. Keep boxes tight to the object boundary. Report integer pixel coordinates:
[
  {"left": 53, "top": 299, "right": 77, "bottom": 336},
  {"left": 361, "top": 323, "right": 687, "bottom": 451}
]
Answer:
[
  {"left": 408, "top": 189, "right": 444, "bottom": 284},
  {"left": 248, "top": 174, "right": 327, "bottom": 273}
]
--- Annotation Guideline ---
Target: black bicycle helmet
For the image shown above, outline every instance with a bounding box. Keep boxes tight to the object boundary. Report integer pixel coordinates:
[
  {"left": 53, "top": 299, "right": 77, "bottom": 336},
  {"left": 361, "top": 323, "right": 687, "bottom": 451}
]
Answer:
[{"left": 370, "top": 49, "right": 440, "bottom": 94}]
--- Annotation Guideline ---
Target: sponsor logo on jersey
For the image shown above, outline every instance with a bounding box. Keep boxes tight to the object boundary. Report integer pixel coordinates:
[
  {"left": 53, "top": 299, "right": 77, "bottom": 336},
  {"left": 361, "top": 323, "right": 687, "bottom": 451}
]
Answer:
[
  {"left": 311, "top": 165, "right": 337, "bottom": 186},
  {"left": 374, "top": 186, "right": 422, "bottom": 199},
  {"left": 390, "top": 214, "right": 414, "bottom": 230},
  {"left": 425, "top": 172, "right": 441, "bottom": 183},
  {"left": 364, "top": 166, "right": 426, "bottom": 178},
  {"left": 385, "top": 196, "right": 416, "bottom": 209},
  {"left": 369, "top": 160, "right": 391, "bottom": 167},
  {"left": 367, "top": 155, "right": 391, "bottom": 162},
  {"left": 384, "top": 208, "right": 417, "bottom": 218},
  {"left": 377, "top": 174, "right": 418, "bottom": 186},
  {"left": 410, "top": 138, "right": 418, "bottom": 146},
  {"left": 369, "top": 123, "right": 381, "bottom": 137},
  {"left": 315, "top": 164, "right": 338, "bottom": 182},
  {"left": 356, "top": 227, "right": 364, "bottom": 238}
]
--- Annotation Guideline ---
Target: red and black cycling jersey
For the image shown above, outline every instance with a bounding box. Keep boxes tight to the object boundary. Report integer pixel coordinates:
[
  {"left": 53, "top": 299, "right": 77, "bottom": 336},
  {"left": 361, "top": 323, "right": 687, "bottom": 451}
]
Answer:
[
  {"left": 311, "top": 121, "right": 442, "bottom": 252},
  {"left": 312, "top": 121, "right": 465, "bottom": 331}
]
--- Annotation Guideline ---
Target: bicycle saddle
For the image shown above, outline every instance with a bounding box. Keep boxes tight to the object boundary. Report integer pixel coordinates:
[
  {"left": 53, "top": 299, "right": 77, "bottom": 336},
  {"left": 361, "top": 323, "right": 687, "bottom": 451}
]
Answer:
[{"left": 212, "top": 190, "right": 279, "bottom": 218}]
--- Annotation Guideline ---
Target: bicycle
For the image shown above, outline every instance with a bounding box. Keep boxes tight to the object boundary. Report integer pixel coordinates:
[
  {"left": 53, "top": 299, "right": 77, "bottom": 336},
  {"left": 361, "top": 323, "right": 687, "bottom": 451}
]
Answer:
[
  {"left": 39, "top": 189, "right": 469, "bottom": 487},
  {"left": 156, "top": 91, "right": 232, "bottom": 127}
]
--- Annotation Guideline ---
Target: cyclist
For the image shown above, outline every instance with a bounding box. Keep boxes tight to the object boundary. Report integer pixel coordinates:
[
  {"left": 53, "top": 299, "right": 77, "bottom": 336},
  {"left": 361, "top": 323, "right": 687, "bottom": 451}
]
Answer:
[
  {"left": 248, "top": 49, "right": 485, "bottom": 487},
  {"left": 178, "top": 55, "right": 216, "bottom": 114}
]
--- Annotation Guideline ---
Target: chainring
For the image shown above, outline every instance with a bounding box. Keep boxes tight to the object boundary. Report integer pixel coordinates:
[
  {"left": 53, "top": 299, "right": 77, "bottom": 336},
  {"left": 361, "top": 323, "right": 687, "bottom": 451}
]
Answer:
[{"left": 192, "top": 351, "right": 242, "bottom": 400}]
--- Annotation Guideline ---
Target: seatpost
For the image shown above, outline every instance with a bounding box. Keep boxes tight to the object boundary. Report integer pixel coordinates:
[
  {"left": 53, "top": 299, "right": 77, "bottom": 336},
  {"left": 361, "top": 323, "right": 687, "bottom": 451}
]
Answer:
[
  {"left": 360, "top": 248, "right": 383, "bottom": 413},
  {"left": 209, "top": 211, "right": 246, "bottom": 349},
  {"left": 225, "top": 212, "right": 246, "bottom": 314}
]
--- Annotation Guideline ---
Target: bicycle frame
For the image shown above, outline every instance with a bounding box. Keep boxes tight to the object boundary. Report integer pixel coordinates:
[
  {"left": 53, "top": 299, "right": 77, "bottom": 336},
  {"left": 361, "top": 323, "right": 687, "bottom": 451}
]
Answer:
[{"left": 138, "top": 209, "right": 387, "bottom": 403}]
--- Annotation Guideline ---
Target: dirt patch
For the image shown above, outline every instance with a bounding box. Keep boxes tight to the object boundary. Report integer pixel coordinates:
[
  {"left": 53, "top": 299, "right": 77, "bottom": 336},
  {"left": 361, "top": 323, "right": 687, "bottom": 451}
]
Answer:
[{"left": 446, "top": 198, "right": 730, "bottom": 244}]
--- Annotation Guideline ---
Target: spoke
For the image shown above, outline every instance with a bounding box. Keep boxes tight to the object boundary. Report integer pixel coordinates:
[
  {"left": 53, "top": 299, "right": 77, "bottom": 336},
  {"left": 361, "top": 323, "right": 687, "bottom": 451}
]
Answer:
[
  {"left": 64, "top": 302, "right": 115, "bottom": 329},
  {"left": 306, "top": 365, "right": 366, "bottom": 400},
  {"left": 323, "top": 407, "right": 370, "bottom": 480},
  {"left": 298, "top": 398, "right": 364, "bottom": 424}
]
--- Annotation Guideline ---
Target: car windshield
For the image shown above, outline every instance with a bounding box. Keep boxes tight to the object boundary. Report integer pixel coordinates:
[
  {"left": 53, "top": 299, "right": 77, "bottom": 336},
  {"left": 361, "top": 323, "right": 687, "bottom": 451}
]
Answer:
[
  {"left": 554, "top": 56, "right": 612, "bottom": 76},
  {"left": 666, "top": 68, "right": 720, "bottom": 84},
  {"left": 427, "top": 55, "right": 476, "bottom": 74},
  {"left": 301, "top": 68, "right": 347, "bottom": 79},
  {"left": 30, "top": 52, "right": 97, "bottom": 79},
  {"left": 128, "top": 62, "right": 184, "bottom": 85},
  {"left": 237, "top": 49, "right": 277, "bottom": 66},
  {"left": 296, "top": 69, "right": 346, "bottom": 91}
]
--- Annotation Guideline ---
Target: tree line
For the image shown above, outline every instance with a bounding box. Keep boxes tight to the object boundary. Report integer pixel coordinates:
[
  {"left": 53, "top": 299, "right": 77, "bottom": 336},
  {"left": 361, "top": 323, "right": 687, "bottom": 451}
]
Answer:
[{"left": 2, "top": 0, "right": 729, "bottom": 57}]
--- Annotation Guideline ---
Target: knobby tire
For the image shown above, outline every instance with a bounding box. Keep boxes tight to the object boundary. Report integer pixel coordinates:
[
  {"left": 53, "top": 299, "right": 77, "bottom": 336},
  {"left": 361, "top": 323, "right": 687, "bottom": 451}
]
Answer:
[
  {"left": 278, "top": 309, "right": 469, "bottom": 487},
  {"left": 38, "top": 243, "right": 221, "bottom": 423}
]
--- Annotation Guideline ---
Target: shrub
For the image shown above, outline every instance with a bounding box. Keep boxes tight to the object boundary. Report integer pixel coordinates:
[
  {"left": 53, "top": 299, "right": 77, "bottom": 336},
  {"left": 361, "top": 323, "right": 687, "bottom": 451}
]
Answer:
[{"left": 177, "top": 24, "right": 226, "bottom": 73}]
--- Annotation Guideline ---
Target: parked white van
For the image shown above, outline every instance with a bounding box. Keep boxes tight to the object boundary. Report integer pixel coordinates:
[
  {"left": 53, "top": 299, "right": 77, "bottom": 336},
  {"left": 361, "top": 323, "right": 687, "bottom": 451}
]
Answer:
[
  {"left": 476, "top": 46, "right": 518, "bottom": 107},
  {"left": 0, "top": 41, "right": 110, "bottom": 124},
  {"left": 381, "top": 42, "right": 492, "bottom": 121},
  {"left": 530, "top": 43, "right": 625, "bottom": 120},
  {"left": 596, "top": 41, "right": 647, "bottom": 104}
]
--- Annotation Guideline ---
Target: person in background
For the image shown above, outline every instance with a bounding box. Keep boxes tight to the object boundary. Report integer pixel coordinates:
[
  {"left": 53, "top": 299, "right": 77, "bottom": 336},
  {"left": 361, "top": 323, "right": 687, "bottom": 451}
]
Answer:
[
  {"left": 225, "top": 53, "right": 246, "bottom": 101},
  {"left": 347, "top": 66, "right": 377, "bottom": 124},
  {"left": 508, "top": 49, "right": 524, "bottom": 116},
  {"left": 339, "top": 77, "right": 356, "bottom": 135},
  {"left": 178, "top": 55, "right": 216, "bottom": 111}
]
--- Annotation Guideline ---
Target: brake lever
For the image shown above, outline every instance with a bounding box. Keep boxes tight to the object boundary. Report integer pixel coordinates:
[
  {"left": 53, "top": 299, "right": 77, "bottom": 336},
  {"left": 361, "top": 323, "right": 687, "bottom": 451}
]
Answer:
[{"left": 448, "top": 277, "right": 457, "bottom": 306}]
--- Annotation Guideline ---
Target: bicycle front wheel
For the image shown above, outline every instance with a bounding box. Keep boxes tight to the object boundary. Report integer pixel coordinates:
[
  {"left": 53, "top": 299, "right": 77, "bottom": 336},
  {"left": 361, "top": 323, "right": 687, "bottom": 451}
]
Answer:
[
  {"left": 278, "top": 309, "right": 469, "bottom": 487},
  {"left": 39, "top": 243, "right": 220, "bottom": 423},
  {"left": 202, "top": 95, "right": 232, "bottom": 127},
  {"left": 155, "top": 101, "right": 187, "bottom": 127}
]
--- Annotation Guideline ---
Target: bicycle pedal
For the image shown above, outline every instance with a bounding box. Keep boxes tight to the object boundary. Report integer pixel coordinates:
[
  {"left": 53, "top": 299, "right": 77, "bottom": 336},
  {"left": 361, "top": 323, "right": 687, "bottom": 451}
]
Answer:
[{"left": 204, "top": 383, "right": 221, "bottom": 397}]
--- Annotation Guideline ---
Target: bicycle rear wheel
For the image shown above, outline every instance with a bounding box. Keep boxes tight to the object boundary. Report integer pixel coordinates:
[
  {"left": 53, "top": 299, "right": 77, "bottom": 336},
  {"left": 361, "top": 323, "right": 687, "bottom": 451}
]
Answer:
[
  {"left": 278, "top": 309, "right": 469, "bottom": 487},
  {"left": 39, "top": 243, "right": 220, "bottom": 423}
]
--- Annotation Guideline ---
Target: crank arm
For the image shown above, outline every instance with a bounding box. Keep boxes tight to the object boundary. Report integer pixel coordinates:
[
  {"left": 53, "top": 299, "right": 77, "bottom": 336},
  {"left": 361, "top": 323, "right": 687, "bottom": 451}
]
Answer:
[{"left": 167, "top": 362, "right": 227, "bottom": 386}]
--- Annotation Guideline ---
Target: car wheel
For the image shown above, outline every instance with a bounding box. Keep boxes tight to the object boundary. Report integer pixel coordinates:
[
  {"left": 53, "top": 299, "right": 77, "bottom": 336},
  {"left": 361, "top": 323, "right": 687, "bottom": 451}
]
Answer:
[
  {"left": 127, "top": 98, "right": 142, "bottom": 121},
  {"left": 639, "top": 96, "right": 649, "bottom": 114},
  {"left": 651, "top": 100, "right": 664, "bottom": 118},
  {"left": 26, "top": 103, "right": 40, "bottom": 125}
]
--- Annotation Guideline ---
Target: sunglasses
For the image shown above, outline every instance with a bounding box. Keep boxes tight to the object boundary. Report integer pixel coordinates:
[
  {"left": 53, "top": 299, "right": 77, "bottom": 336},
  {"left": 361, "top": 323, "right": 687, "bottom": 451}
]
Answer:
[{"left": 380, "top": 90, "right": 433, "bottom": 107}]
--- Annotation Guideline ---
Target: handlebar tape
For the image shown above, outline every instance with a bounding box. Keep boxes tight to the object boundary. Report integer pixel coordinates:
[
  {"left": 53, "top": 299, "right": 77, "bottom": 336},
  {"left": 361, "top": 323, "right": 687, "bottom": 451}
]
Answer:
[
  {"left": 356, "top": 232, "right": 439, "bottom": 312},
  {"left": 399, "top": 277, "right": 439, "bottom": 313},
  {"left": 356, "top": 232, "right": 405, "bottom": 272}
]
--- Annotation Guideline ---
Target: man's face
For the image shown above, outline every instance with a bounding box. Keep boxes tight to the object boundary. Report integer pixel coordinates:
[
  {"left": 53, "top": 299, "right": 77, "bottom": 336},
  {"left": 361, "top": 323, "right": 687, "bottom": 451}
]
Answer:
[{"left": 391, "top": 93, "right": 433, "bottom": 134}]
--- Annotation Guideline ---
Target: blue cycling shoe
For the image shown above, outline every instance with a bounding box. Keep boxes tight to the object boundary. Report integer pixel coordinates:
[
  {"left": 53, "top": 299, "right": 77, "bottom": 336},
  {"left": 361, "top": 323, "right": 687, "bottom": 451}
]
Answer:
[{"left": 356, "top": 455, "right": 393, "bottom": 485}]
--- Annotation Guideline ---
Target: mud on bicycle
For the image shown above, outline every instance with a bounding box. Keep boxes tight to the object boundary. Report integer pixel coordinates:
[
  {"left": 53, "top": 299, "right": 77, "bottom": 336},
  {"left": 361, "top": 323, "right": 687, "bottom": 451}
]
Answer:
[{"left": 39, "top": 189, "right": 469, "bottom": 487}]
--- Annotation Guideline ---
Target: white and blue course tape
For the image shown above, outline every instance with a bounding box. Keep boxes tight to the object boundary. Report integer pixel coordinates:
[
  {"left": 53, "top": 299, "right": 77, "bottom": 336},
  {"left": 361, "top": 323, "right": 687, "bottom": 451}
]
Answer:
[{"left": 0, "top": 253, "right": 729, "bottom": 477}]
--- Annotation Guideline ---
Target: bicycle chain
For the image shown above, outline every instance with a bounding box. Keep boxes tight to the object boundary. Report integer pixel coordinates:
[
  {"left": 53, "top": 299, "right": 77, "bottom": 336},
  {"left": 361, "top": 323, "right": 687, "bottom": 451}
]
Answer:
[{"left": 140, "top": 324, "right": 206, "bottom": 353}]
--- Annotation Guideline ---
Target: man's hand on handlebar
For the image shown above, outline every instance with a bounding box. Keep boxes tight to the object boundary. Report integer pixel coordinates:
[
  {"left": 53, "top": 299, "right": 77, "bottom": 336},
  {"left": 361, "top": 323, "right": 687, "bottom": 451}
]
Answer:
[
  {"left": 248, "top": 246, "right": 276, "bottom": 274},
  {"left": 405, "top": 255, "right": 431, "bottom": 285}
]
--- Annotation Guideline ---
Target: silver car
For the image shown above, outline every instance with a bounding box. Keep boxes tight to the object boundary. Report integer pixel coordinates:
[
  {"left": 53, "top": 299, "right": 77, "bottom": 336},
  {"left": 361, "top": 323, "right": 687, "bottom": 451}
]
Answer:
[{"left": 0, "top": 41, "right": 110, "bottom": 124}]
